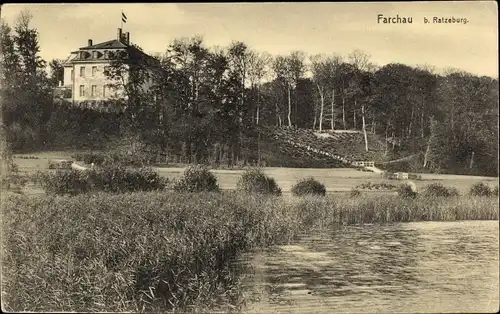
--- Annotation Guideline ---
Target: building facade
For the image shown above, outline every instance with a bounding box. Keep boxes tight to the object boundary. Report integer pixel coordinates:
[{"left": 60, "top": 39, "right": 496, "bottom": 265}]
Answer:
[{"left": 54, "top": 28, "right": 154, "bottom": 108}]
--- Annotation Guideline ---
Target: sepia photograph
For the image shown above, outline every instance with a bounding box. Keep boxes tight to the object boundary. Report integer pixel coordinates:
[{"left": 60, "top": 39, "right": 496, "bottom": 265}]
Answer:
[{"left": 0, "top": 2, "right": 498, "bottom": 313}]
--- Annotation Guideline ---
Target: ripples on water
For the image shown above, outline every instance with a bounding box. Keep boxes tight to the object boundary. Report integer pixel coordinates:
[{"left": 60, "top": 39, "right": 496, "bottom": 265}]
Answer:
[{"left": 239, "top": 221, "right": 499, "bottom": 313}]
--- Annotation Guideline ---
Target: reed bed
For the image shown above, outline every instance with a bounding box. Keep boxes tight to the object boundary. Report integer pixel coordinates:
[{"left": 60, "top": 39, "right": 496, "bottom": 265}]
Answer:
[{"left": 2, "top": 192, "right": 498, "bottom": 312}]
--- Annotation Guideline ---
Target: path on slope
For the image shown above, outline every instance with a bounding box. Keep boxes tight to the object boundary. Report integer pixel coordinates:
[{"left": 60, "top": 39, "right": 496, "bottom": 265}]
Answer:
[{"left": 278, "top": 137, "right": 385, "bottom": 173}]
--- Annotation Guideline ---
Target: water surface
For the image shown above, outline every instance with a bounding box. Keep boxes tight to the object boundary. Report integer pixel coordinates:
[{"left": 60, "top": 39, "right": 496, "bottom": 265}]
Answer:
[{"left": 240, "top": 221, "right": 499, "bottom": 313}]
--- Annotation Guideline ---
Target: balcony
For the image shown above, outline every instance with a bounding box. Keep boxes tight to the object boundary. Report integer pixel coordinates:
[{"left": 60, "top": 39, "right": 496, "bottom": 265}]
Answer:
[{"left": 53, "top": 86, "right": 72, "bottom": 100}]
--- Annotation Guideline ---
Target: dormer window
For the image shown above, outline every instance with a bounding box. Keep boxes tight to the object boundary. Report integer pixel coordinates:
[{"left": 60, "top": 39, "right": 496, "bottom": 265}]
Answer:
[
  {"left": 92, "top": 51, "right": 103, "bottom": 59},
  {"left": 80, "top": 51, "right": 91, "bottom": 59}
]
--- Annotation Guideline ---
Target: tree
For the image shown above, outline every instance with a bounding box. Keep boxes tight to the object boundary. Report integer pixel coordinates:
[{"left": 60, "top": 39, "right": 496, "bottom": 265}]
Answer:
[
  {"left": 310, "top": 54, "right": 327, "bottom": 131},
  {"left": 48, "top": 59, "right": 65, "bottom": 87},
  {"left": 1, "top": 10, "right": 52, "bottom": 151},
  {"left": 272, "top": 55, "right": 292, "bottom": 126},
  {"left": 287, "top": 51, "right": 306, "bottom": 126},
  {"left": 324, "top": 54, "right": 343, "bottom": 130},
  {"left": 348, "top": 49, "right": 373, "bottom": 72}
]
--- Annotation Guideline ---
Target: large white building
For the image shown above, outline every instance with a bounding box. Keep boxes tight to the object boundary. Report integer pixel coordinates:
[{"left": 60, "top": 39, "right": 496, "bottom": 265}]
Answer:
[{"left": 54, "top": 28, "right": 154, "bottom": 108}]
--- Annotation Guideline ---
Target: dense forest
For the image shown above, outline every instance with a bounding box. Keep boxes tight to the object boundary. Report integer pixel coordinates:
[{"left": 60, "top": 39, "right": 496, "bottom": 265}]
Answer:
[{"left": 1, "top": 11, "right": 498, "bottom": 176}]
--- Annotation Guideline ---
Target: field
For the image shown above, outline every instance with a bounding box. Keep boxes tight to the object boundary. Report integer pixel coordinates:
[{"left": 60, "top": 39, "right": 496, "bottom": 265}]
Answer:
[{"left": 10, "top": 151, "right": 499, "bottom": 196}]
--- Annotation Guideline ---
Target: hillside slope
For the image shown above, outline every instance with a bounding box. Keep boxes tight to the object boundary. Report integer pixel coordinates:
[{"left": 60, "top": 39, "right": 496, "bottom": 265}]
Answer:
[{"left": 261, "top": 127, "right": 388, "bottom": 168}]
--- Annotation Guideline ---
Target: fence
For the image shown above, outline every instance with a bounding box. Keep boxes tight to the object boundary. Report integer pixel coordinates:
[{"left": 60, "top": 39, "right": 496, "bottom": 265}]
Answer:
[{"left": 352, "top": 161, "right": 375, "bottom": 167}]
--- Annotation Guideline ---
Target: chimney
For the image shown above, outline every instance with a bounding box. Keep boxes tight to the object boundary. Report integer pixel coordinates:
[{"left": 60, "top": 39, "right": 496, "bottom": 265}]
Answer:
[
  {"left": 126, "top": 32, "right": 130, "bottom": 45},
  {"left": 117, "top": 28, "right": 122, "bottom": 41},
  {"left": 88, "top": 39, "right": 93, "bottom": 46}
]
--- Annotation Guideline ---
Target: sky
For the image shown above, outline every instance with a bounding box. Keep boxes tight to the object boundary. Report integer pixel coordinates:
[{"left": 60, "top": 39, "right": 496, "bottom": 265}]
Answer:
[{"left": 1, "top": 2, "right": 498, "bottom": 78}]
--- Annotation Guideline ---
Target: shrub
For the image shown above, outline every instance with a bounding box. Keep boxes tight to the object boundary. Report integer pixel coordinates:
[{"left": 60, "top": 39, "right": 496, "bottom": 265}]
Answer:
[
  {"left": 355, "top": 182, "right": 396, "bottom": 190},
  {"left": 469, "top": 182, "right": 492, "bottom": 197},
  {"left": 236, "top": 168, "right": 281, "bottom": 196},
  {"left": 34, "top": 165, "right": 167, "bottom": 195},
  {"left": 349, "top": 188, "right": 362, "bottom": 198},
  {"left": 397, "top": 184, "right": 417, "bottom": 199},
  {"left": 173, "top": 165, "right": 219, "bottom": 193},
  {"left": 291, "top": 177, "right": 326, "bottom": 196},
  {"left": 87, "top": 165, "right": 167, "bottom": 193},
  {"left": 493, "top": 186, "right": 499, "bottom": 197},
  {"left": 36, "top": 170, "right": 90, "bottom": 196},
  {"left": 71, "top": 153, "right": 85, "bottom": 161},
  {"left": 447, "top": 187, "right": 460, "bottom": 197},
  {"left": 1, "top": 161, "right": 28, "bottom": 191},
  {"left": 13, "top": 155, "right": 39, "bottom": 159},
  {"left": 422, "top": 183, "right": 459, "bottom": 197},
  {"left": 82, "top": 152, "right": 106, "bottom": 166}
]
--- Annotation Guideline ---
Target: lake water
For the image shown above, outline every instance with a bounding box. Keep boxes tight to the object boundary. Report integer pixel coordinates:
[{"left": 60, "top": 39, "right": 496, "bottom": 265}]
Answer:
[{"left": 239, "top": 221, "right": 499, "bottom": 313}]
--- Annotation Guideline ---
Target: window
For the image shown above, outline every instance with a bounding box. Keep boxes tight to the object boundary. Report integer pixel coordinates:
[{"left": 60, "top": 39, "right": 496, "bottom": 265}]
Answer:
[
  {"left": 92, "top": 66, "right": 97, "bottom": 77},
  {"left": 80, "top": 66, "right": 85, "bottom": 77},
  {"left": 79, "top": 85, "right": 85, "bottom": 97},
  {"left": 91, "top": 85, "right": 97, "bottom": 97},
  {"left": 92, "top": 51, "right": 98, "bottom": 59},
  {"left": 71, "top": 69, "right": 74, "bottom": 80},
  {"left": 103, "top": 85, "right": 107, "bottom": 97}
]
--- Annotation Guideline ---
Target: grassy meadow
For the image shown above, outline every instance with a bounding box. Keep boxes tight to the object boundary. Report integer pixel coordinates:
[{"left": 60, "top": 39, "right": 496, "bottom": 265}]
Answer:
[{"left": 10, "top": 151, "right": 500, "bottom": 196}]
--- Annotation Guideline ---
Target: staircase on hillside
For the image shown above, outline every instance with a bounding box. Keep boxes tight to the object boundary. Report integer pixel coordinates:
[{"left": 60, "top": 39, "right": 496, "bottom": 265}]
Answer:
[{"left": 267, "top": 127, "right": 385, "bottom": 172}]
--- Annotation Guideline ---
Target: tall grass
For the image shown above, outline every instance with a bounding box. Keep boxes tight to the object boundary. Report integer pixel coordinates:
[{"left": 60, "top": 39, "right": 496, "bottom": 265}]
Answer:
[{"left": 2, "top": 192, "right": 498, "bottom": 312}]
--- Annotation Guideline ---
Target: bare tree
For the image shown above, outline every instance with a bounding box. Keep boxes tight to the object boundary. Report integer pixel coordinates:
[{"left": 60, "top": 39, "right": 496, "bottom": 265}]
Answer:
[
  {"left": 325, "top": 54, "right": 343, "bottom": 130},
  {"left": 310, "top": 54, "right": 327, "bottom": 131},
  {"left": 348, "top": 49, "right": 371, "bottom": 72},
  {"left": 247, "top": 51, "right": 271, "bottom": 125}
]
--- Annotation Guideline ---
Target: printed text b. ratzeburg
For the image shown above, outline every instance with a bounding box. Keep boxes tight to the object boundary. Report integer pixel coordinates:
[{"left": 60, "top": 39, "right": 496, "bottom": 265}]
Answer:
[{"left": 377, "top": 14, "right": 469, "bottom": 25}]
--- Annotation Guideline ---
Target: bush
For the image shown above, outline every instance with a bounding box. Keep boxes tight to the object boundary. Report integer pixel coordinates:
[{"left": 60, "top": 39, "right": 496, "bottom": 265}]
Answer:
[
  {"left": 82, "top": 152, "right": 106, "bottom": 166},
  {"left": 87, "top": 165, "right": 167, "bottom": 193},
  {"left": 493, "top": 186, "right": 499, "bottom": 197},
  {"left": 35, "top": 170, "right": 90, "bottom": 196},
  {"left": 397, "top": 184, "right": 417, "bottom": 199},
  {"left": 447, "top": 187, "right": 460, "bottom": 197},
  {"left": 1, "top": 161, "right": 28, "bottom": 191},
  {"left": 236, "top": 168, "right": 281, "bottom": 196},
  {"left": 13, "top": 155, "right": 39, "bottom": 159},
  {"left": 356, "top": 182, "right": 397, "bottom": 190},
  {"left": 422, "top": 183, "right": 459, "bottom": 197},
  {"left": 349, "top": 188, "right": 362, "bottom": 198},
  {"left": 291, "top": 177, "right": 326, "bottom": 196},
  {"left": 469, "top": 182, "right": 493, "bottom": 197},
  {"left": 35, "top": 165, "right": 167, "bottom": 195},
  {"left": 71, "top": 153, "right": 84, "bottom": 161},
  {"left": 173, "top": 165, "right": 219, "bottom": 193}
]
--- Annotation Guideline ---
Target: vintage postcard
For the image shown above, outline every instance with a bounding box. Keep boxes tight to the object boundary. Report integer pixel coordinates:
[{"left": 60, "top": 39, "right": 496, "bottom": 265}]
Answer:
[{"left": 1, "top": 2, "right": 498, "bottom": 313}]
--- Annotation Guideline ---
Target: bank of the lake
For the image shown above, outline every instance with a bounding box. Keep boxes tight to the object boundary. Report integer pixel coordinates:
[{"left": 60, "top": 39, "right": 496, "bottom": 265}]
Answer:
[{"left": 2, "top": 191, "right": 499, "bottom": 312}]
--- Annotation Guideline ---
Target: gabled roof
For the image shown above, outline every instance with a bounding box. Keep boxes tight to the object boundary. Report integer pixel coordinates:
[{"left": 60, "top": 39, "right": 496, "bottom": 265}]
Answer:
[{"left": 79, "top": 39, "right": 129, "bottom": 50}]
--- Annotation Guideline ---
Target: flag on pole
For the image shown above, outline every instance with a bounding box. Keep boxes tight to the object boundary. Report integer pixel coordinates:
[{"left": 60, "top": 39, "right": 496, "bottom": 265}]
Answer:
[{"left": 122, "top": 12, "right": 127, "bottom": 23}]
